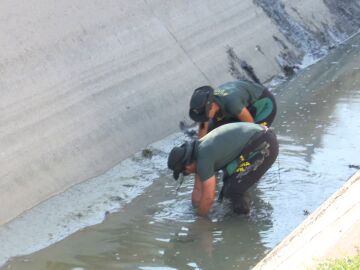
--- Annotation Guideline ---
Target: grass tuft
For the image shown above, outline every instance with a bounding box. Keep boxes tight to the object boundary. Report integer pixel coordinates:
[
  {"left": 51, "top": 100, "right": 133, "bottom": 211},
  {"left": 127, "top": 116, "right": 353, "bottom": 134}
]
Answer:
[{"left": 316, "top": 253, "right": 360, "bottom": 270}]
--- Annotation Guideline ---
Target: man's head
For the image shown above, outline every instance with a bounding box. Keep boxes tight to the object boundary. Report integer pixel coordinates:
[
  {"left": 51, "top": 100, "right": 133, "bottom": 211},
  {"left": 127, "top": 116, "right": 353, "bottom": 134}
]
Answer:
[
  {"left": 167, "top": 141, "right": 197, "bottom": 180},
  {"left": 189, "top": 86, "right": 215, "bottom": 122}
]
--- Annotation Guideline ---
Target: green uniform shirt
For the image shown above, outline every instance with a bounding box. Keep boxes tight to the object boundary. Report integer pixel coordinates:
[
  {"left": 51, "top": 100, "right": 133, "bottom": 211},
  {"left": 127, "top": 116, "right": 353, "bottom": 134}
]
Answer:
[
  {"left": 214, "top": 80, "right": 265, "bottom": 120},
  {"left": 194, "top": 122, "right": 264, "bottom": 181}
]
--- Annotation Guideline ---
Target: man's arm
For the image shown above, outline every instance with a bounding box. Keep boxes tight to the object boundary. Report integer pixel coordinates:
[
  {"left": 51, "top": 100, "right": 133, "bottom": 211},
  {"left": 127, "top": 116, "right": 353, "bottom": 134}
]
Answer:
[
  {"left": 192, "top": 175, "right": 202, "bottom": 207},
  {"left": 197, "top": 176, "right": 216, "bottom": 216},
  {"left": 237, "top": 107, "right": 254, "bottom": 123},
  {"left": 198, "top": 122, "right": 209, "bottom": 138}
]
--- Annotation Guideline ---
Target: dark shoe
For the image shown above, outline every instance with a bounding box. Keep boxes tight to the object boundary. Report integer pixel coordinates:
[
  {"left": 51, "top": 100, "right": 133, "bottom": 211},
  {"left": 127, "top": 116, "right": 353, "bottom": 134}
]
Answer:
[{"left": 231, "top": 192, "right": 252, "bottom": 215}]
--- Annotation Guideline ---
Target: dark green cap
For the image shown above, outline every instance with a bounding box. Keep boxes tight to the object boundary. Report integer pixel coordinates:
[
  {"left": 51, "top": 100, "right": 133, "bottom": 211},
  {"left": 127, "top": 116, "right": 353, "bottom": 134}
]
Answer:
[
  {"left": 167, "top": 142, "right": 194, "bottom": 180},
  {"left": 189, "top": 86, "right": 214, "bottom": 122}
]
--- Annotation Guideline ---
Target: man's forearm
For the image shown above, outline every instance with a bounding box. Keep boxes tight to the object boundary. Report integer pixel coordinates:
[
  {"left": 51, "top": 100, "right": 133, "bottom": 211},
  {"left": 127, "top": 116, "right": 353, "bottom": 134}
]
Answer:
[
  {"left": 196, "top": 176, "right": 216, "bottom": 216},
  {"left": 198, "top": 122, "right": 208, "bottom": 138},
  {"left": 192, "top": 193, "right": 200, "bottom": 208},
  {"left": 238, "top": 107, "right": 254, "bottom": 123},
  {"left": 192, "top": 175, "right": 202, "bottom": 207}
]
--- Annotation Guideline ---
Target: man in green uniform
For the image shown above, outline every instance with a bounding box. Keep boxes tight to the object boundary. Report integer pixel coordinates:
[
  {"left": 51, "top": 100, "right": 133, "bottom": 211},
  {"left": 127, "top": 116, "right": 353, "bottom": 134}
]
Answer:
[
  {"left": 189, "top": 80, "right": 277, "bottom": 138},
  {"left": 167, "top": 122, "right": 279, "bottom": 216}
]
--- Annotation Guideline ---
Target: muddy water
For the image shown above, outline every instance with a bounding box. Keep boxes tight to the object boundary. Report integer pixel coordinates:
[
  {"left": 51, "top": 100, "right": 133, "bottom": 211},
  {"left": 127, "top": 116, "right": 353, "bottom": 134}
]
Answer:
[{"left": 3, "top": 34, "right": 360, "bottom": 270}]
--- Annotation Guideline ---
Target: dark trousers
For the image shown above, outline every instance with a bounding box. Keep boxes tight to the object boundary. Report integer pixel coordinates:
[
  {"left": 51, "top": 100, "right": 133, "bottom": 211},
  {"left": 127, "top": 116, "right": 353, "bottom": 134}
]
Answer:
[{"left": 222, "top": 129, "right": 279, "bottom": 203}]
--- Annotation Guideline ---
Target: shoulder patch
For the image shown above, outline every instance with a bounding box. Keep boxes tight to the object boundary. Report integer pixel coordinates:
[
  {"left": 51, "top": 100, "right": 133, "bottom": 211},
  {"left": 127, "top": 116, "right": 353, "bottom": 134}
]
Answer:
[{"left": 214, "top": 88, "right": 228, "bottom": 96}]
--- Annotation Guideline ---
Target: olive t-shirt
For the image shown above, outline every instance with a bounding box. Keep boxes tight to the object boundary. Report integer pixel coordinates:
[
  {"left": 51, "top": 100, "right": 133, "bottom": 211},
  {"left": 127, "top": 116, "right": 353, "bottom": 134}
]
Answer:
[
  {"left": 214, "top": 80, "right": 265, "bottom": 119},
  {"left": 195, "top": 122, "right": 264, "bottom": 181}
]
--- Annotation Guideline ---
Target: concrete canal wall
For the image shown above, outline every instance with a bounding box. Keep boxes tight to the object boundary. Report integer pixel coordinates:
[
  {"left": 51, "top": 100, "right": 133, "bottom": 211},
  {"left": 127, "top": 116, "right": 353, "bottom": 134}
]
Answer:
[
  {"left": 253, "top": 171, "right": 360, "bottom": 270},
  {"left": 1, "top": 0, "right": 359, "bottom": 225}
]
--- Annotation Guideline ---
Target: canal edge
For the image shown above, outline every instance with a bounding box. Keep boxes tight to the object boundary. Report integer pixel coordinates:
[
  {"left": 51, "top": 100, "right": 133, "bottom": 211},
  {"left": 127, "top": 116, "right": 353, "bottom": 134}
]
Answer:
[{"left": 253, "top": 170, "right": 360, "bottom": 269}]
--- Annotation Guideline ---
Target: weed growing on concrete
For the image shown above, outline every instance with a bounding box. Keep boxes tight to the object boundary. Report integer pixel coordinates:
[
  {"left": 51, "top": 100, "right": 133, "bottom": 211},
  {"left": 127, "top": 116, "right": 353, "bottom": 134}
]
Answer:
[{"left": 316, "top": 253, "right": 360, "bottom": 270}]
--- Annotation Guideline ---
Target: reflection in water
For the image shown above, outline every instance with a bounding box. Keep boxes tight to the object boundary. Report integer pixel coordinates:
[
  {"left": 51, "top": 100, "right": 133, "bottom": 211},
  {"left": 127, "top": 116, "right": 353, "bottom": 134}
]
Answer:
[{"left": 3, "top": 35, "right": 360, "bottom": 270}]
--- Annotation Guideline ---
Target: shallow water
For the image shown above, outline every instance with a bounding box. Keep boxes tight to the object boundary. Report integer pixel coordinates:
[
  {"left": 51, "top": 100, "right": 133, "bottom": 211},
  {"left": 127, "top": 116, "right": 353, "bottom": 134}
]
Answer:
[{"left": 3, "top": 34, "right": 360, "bottom": 270}]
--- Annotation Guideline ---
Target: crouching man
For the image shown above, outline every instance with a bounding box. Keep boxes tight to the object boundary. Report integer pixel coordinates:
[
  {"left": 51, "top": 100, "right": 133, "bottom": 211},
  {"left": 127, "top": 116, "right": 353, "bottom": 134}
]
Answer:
[
  {"left": 167, "top": 122, "right": 279, "bottom": 216},
  {"left": 189, "top": 81, "right": 277, "bottom": 138}
]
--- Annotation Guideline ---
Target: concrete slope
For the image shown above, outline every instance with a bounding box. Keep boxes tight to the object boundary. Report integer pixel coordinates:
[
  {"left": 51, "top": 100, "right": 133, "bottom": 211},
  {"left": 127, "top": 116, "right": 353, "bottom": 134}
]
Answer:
[
  {"left": 253, "top": 171, "right": 360, "bottom": 269},
  {"left": 0, "top": 0, "right": 359, "bottom": 225}
]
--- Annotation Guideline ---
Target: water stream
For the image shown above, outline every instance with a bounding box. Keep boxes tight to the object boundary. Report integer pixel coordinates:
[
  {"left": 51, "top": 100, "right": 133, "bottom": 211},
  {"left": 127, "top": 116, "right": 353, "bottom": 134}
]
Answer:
[{"left": 2, "top": 33, "right": 360, "bottom": 270}]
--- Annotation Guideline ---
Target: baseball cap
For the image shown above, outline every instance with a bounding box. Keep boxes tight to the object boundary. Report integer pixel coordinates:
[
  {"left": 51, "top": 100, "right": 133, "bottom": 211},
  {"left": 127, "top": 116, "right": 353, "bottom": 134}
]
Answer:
[
  {"left": 189, "top": 86, "right": 214, "bottom": 122},
  {"left": 167, "top": 142, "right": 194, "bottom": 180}
]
